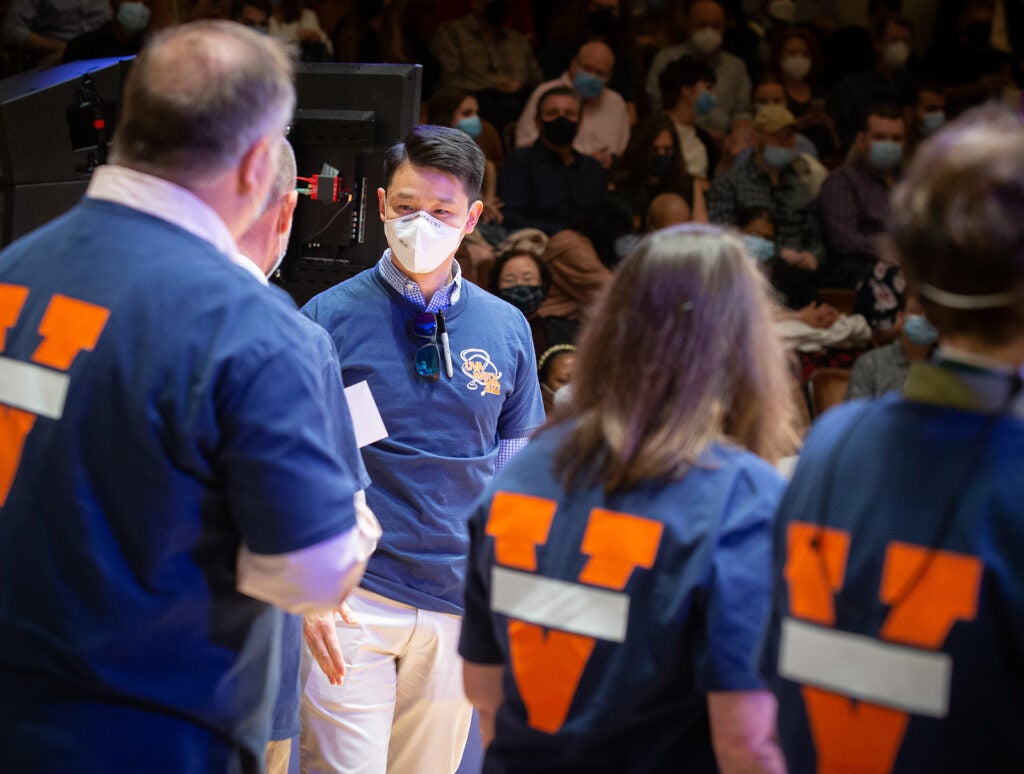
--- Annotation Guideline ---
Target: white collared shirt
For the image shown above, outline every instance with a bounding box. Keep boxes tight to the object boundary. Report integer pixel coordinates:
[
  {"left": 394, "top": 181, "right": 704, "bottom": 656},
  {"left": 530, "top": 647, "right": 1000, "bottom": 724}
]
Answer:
[{"left": 232, "top": 252, "right": 270, "bottom": 286}]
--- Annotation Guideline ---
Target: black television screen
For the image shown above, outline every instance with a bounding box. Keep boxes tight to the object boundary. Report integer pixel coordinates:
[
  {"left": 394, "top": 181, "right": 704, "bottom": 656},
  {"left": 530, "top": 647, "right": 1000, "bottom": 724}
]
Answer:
[{"left": 280, "top": 62, "right": 422, "bottom": 306}]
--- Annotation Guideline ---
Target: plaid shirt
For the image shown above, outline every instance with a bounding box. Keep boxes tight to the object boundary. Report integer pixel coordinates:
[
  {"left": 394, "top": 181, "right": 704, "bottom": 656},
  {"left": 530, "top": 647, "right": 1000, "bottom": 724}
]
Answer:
[
  {"left": 706, "top": 156, "right": 825, "bottom": 262},
  {"left": 377, "top": 252, "right": 528, "bottom": 467},
  {"left": 818, "top": 156, "right": 894, "bottom": 261}
]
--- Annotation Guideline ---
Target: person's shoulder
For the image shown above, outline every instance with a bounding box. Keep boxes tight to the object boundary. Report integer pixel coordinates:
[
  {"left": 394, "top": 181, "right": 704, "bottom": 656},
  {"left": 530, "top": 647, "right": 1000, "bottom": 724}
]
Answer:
[{"left": 708, "top": 443, "right": 786, "bottom": 495}]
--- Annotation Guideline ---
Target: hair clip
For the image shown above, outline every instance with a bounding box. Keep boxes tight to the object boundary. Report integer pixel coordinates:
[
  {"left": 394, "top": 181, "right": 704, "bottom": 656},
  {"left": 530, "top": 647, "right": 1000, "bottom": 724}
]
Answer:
[{"left": 678, "top": 301, "right": 694, "bottom": 313}]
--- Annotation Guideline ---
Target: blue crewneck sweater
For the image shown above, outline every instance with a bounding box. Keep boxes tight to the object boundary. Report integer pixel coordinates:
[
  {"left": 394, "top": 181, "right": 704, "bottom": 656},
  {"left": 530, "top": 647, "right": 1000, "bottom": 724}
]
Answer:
[{"left": 303, "top": 264, "right": 545, "bottom": 614}]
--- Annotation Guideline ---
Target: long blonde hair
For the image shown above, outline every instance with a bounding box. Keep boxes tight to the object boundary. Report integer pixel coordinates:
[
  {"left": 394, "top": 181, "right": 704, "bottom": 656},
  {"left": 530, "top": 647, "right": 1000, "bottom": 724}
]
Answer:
[{"left": 552, "top": 223, "right": 798, "bottom": 493}]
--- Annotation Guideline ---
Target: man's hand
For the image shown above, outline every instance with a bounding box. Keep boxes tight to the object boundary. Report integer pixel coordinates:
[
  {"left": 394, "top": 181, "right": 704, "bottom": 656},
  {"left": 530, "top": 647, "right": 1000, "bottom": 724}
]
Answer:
[
  {"left": 303, "top": 602, "right": 358, "bottom": 686},
  {"left": 796, "top": 302, "right": 840, "bottom": 329},
  {"left": 481, "top": 196, "right": 504, "bottom": 224},
  {"left": 779, "top": 247, "right": 818, "bottom": 272}
]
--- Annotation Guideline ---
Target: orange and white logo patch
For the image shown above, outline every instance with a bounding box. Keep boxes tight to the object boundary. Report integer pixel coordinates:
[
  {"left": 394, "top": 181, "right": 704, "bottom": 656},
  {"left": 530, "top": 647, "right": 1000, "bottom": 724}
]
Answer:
[{"left": 460, "top": 347, "right": 502, "bottom": 396}]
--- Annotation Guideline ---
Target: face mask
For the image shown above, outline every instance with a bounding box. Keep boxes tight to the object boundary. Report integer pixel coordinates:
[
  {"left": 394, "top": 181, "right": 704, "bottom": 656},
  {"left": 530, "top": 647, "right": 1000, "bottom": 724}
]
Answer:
[
  {"left": 650, "top": 153, "right": 674, "bottom": 180},
  {"left": 573, "top": 70, "right": 605, "bottom": 100},
  {"left": 482, "top": 0, "right": 510, "bottom": 27},
  {"left": 690, "top": 27, "right": 722, "bottom": 55},
  {"left": 541, "top": 116, "right": 579, "bottom": 147},
  {"left": 742, "top": 234, "right": 775, "bottom": 263},
  {"left": 762, "top": 144, "right": 797, "bottom": 169},
  {"left": 499, "top": 285, "right": 544, "bottom": 317},
  {"left": 767, "top": 0, "right": 795, "bottom": 22},
  {"left": 384, "top": 208, "right": 466, "bottom": 275},
  {"left": 695, "top": 88, "right": 717, "bottom": 116},
  {"left": 869, "top": 139, "right": 903, "bottom": 170},
  {"left": 903, "top": 314, "right": 938, "bottom": 346},
  {"left": 116, "top": 1, "right": 150, "bottom": 36},
  {"left": 614, "top": 233, "right": 639, "bottom": 260},
  {"left": 781, "top": 54, "right": 811, "bottom": 81},
  {"left": 882, "top": 40, "right": 910, "bottom": 69},
  {"left": 921, "top": 110, "right": 945, "bottom": 135},
  {"left": 456, "top": 115, "right": 482, "bottom": 139}
]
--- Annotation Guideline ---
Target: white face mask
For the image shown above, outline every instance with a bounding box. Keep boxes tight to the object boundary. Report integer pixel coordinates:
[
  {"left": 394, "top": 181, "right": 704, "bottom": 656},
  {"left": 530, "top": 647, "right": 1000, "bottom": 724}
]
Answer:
[
  {"left": 781, "top": 53, "right": 811, "bottom": 80},
  {"left": 882, "top": 40, "right": 910, "bottom": 69},
  {"left": 690, "top": 27, "right": 722, "bottom": 55},
  {"left": 384, "top": 208, "right": 466, "bottom": 275}
]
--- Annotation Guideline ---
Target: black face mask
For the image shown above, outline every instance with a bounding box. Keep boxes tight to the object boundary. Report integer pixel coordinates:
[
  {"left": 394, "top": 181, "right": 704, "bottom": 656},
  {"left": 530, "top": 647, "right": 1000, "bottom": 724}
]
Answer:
[
  {"left": 649, "top": 153, "right": 674, "bottom": 180},
  {"left": 541, "top": 117, "right": 579, "bottom": 147},
  {"left": 586, "top": 8, "right": 616, "bottom": 38},
  {"left": 499, "top": 285, "right": 545, "bottom": 317},
  {"left": 483, "top": 0, "right": 510, "bottom": 27}
]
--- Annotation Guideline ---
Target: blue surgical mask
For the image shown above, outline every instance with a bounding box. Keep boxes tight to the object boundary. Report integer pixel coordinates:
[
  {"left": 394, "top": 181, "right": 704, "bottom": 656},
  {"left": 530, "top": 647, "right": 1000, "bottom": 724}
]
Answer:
[
  {"left": 116, "top": 1, "right": 150, "bottom": 36},
  {"left": 456, "top": 115, "right": 482, "bottom": 139},
  {"left": 869, "top": 140, "right": 903, "bottom": 170},
  {"left": 903, "top": 314, "right": 938, "bottom": 346},
  {"left": 921, "top": 110, "right": 945, "bottom": 135},
  {"left": 742, "top": 234, "right": 775, "bottom": 263},
  {"left": 762, "top": 144, "right": 797, "bottom": 169},
  {"left": 572, "top": 70, "right": 605, "bottom": 100},
  {"left": 695, "top": 89, "right": 717, "bottom": 117}
]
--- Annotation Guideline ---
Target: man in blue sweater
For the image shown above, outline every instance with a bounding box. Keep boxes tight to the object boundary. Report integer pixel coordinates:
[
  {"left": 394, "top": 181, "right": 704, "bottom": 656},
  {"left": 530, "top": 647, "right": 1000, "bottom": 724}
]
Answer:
[
  {"left": 765, "top": 104, "right": 1024, "bottom": 772},
  {"left": 300, "top": 125, "right": 546, "bottom": 773},
  {"left": 0, "top": 21, "right": 376, "bottom": 773}
]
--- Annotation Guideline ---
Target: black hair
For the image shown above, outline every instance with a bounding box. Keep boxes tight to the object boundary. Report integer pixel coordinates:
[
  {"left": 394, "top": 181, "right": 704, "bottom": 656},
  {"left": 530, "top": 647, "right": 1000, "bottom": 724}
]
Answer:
[
  {"left": 738, "top": 206, "right": 774, "bottom": 229},
  {"left": 536, "top": 85, "right": 582, "bottom": 118},
  {"left": 488, "top": 249, "right": 552, "bottom": 296},
  {"left": 426, "top": 87, "right": 473, "bottom": 127},
  {"left": 569, "top": 191, "right": 636, "bottom": 268},
  {"left": 862, "top": 103, "right": 905, "bottom": 130},
  {"left": 384, "top": 124, "right": 485, "bottom": 200},
  {"left": 659, "top": 55, "right": 716, "bottom": 110}
]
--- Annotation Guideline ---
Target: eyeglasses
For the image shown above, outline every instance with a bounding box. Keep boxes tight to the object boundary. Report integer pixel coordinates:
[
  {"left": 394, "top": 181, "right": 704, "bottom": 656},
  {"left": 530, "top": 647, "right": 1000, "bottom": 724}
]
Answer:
[{"left": 410, "top": 312, "right": 441, "bottom": 382}]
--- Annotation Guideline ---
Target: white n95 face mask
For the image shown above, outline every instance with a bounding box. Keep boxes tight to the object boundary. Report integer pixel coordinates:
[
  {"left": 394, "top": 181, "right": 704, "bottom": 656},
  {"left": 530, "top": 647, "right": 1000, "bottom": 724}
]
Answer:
[{"left": 384, "top": 209, "right": 466, "bottom": 275}]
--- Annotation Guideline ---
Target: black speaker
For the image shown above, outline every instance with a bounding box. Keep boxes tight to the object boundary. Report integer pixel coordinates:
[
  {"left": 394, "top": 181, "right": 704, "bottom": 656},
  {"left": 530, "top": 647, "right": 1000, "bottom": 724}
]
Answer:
[{"left": 0, "top": 57, "right": 129, "bottom": 246}]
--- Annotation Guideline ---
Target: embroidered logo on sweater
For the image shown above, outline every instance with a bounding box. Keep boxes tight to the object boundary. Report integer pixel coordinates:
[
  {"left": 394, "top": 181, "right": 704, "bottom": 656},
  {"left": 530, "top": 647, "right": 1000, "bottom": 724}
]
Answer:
[{"left": 460, "top": 347, "right": 502, "bottom": 396}]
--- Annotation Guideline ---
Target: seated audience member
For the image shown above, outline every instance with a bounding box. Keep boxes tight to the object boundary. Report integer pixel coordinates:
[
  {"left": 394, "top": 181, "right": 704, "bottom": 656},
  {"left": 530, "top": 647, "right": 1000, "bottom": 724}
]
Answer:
[
  {"left": 902, "top": 78, "right": 947, "bottom": 161},
  {"left": 765, "top": 104, "right": 1024, "bottom": 774},
  {"left": 834, "top": 14, "right": 917, "bottom": 148},
  {"left": 611, "top": 113, "right": 707, "bottom": 232},
  {"left": 460, "top": 224, "right": 795, "bottom": 772},
  {"left": 729, "top": 79, "right": 828, "bottom": 196},
  {"left": 847, "top": 295, "right": 937, "bottom": 399},
  {"left": 3, "top": 0, "right": 109, "bottom": 66},
  {"left": 231, "top": 0, "right": 270, "bottom": 30},
  {"left": 739, "top": 206, "right": 839, "bottom": 329},
  {"left": 818, "top": 104, "right": 906, "bottom": 289},
  {"left": 926, "top": 0, "right": 1016, "bottom": 117},
  {"left": 659, "top": 56, "right": 720, "bottom": 180},
  {"left": 538, "top": 0, "right": 639, "bottom": 109},
  {"left": 647, "top": 191, "right": 692, "bottom": 230},
  {"left": 707, "top": 105, "right": 825, "bottom": 278},
  {"left": 429, "top": 87, "right": 505, "bottom": 224},
  {"left": 515, "top": 40, "right": 629, "bottom": 169},
  {"left": 536, "top": 343, "right": 576, "bottom": 413},
  {"left": 537, "top": 192, "right": 633, "bottom": 319},
  {"left": 430, "top": 0, "right": 543, "bottom": 130},
  {"left": 498, "top": 85, "right": 607, "bottom": 236},
  {"left": 644, "top": 0, "right": 752, "bottom": 138},
  {"left": 268, "top": 0, "right": 332, "bottom": 60},
  {"left": 769, "top": 27, "right": 842, "bottom": 163},
  {"left": 62, "top": 0, "right": 151, "bottom": 61},
  {"left": 489, "top": 246, "right": 578, "bottom": 356}
]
